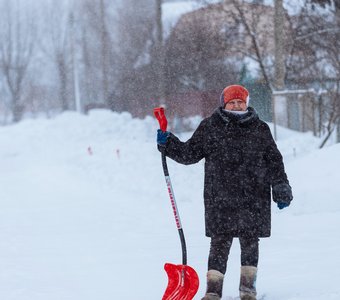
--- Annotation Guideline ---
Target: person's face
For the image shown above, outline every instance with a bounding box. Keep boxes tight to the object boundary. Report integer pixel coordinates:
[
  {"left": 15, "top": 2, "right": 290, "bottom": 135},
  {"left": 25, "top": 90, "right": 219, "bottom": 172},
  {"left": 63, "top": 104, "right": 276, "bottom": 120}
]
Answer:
[{"left": 224, "top": 99, "right": 247, "bottom": 111}]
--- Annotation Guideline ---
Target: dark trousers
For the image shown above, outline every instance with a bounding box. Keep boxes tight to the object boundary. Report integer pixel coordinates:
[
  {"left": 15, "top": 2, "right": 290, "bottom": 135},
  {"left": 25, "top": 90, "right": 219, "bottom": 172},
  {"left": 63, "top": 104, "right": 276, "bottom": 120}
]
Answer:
[{"left": 208, "top": 235, "right": 259, "bottom": 274}]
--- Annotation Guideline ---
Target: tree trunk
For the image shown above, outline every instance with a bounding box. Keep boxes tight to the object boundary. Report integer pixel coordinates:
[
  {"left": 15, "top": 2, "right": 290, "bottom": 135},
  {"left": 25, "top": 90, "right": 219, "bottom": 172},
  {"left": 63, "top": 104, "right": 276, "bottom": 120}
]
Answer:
[
  {"left": 100, "top": 0, "right": 109, "bottom": 103},
  {"left": 155, "top": 0, "right": 165, "bottom": 103},
  {"left": 336, "top": 119, "right": 340, "bottom": 143},
  {"left": 274, "top": 0, "right": 285, "bottom": 90},
  {"left": 272, "top": 0, "right": 287, "bottom": 139},
  {"left": 12, "top": 92, "right": 24, "bottom": 123},
  {"left": 57, "top": 55, "right": 69, "bottom": 111}
]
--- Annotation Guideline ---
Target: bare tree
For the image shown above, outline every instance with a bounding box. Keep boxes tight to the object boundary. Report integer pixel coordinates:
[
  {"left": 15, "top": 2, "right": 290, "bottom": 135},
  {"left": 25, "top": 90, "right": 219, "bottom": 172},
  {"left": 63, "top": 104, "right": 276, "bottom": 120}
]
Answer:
[
  {"left": 309, "top": 0, "right": 340, "bottom": 10},
  {"left": 193, "top": 0, "right": 339, "bottom": 144},
  {"left": 290, "top": 1, "right": 340, "bottom": 145},
  {"left": 113, "top": 0, "right": 156, "bottom": 112},
  {"left": 79, "top": 0, "right": 117, "bottom": 106},
  {"left": 0, "top": 0, "right": 35, "bottom": 122},
  {"left": 165, "top": 2, "right": 242, "bottom": 92},
  {"left": 195, "top": 0, "right": 287, "bottom": 90},
  {"left": 51, "top": 10, "right": 71, "bottom": 111},
  {"left": 317, "top": 89, "right": 340, "bottom": 147}
]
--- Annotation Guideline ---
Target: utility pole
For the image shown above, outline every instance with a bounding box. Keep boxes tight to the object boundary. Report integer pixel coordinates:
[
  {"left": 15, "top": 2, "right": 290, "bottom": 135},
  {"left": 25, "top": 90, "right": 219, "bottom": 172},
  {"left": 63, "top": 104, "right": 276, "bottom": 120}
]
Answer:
[
  {"left": 100, "top": 0, "right": 109, "bottom": 104},
  {"left": 274, "top": 0, "right": 285, "bottom": 90},
  {"left": 156, "top": 0, "right": 163, "bottom": 46},
  {"left": 156, "top": 0, "right": 166, "bottom": 104},
  {"left": 272, "top": 0, "right": 286, "bottom": 139},
  {"left": 69, "top": 10, "right": 81, "bottom": 113}
]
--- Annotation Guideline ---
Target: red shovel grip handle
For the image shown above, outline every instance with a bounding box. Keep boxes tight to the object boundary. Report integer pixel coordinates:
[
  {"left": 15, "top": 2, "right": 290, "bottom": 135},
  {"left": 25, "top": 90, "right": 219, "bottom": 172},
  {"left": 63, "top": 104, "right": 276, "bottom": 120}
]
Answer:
[{"left": 153, "top": 107, "right": 168, "bottom": 132}]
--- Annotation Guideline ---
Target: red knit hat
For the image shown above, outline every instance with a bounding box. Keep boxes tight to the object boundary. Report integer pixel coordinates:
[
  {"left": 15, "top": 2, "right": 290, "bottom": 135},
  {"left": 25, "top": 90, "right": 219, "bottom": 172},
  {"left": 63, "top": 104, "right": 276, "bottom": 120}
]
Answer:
[{"left": 220, "top": 85, "right": 249, "bottom": 107}]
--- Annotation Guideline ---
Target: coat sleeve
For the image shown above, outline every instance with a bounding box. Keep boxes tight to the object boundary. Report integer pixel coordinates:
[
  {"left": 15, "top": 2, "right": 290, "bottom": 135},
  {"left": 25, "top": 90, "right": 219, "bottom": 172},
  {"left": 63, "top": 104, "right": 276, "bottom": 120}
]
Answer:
[
  {"left": 161, "top": 121, "right": 206, "bottom": 165},
  {"left": 262, "top": 123, "right": 293, "bottom": 204},
  {"left": 263, "top": 124, "right": 289, "bottom": 186}
]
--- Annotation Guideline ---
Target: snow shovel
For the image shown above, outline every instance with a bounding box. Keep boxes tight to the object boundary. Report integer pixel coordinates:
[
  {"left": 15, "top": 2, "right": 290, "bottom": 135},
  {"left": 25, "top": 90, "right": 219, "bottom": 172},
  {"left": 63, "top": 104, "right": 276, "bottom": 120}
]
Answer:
[{"left": 154, "top": 107, "right": 199, "bottom": 300}]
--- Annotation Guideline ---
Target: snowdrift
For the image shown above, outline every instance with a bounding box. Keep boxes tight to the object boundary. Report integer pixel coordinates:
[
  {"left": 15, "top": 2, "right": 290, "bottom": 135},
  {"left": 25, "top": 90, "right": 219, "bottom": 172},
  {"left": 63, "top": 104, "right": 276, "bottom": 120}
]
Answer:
[{"left": 0, "top": 110, "right": 339, "bottom": 300}]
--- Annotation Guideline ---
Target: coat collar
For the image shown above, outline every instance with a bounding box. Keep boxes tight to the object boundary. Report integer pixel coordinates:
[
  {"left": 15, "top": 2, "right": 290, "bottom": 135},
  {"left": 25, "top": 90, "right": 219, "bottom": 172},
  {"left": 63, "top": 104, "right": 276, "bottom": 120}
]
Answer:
[{"left": 215, "top": 106, "right": 259, "bottom": 125}]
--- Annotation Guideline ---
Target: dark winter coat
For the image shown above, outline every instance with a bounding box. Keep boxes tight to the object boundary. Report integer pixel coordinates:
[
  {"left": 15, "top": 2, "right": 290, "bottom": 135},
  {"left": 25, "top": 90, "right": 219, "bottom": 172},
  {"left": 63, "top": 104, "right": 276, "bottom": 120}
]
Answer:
[{"left": 161, "top": 107, "right": 292, "bottom": 238}]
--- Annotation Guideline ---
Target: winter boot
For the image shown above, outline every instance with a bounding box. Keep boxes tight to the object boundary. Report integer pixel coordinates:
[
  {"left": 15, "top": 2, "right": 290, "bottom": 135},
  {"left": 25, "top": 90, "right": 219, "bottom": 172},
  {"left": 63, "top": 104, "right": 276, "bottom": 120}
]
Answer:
[
  {"left": 201, "top": 269, "right": 224, "bottom": 300},
  {"left": 239, "top": 266, "right": 257, "bottom": 300}
]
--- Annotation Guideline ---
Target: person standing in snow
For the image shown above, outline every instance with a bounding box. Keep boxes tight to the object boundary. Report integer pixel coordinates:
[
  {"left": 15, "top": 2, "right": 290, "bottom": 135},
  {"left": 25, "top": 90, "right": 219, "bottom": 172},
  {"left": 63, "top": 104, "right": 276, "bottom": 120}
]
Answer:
[{"left": 156, "top": 84, "right": 293, "bottom": 300}]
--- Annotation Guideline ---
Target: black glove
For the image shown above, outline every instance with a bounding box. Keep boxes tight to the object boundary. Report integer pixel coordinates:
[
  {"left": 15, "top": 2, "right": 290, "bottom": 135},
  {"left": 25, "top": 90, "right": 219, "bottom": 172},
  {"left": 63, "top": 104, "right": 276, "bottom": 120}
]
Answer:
[{"left": 272, "top": 183, "right": 293, "bottom": 207}]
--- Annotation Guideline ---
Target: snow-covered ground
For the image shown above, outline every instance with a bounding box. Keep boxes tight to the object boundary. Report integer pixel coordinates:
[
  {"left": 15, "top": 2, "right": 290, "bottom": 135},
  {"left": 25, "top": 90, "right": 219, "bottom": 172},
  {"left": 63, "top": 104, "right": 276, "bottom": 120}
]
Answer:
[{"left": 0, "top": 109, "right": 339, "bottom": 300}]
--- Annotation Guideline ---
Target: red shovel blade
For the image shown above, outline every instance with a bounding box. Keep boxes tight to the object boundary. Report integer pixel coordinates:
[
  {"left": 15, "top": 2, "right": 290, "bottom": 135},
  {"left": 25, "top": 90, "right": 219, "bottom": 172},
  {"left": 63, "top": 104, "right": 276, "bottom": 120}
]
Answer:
[{"left": 162, "top": 263, "right": 199, "bottom": 300}]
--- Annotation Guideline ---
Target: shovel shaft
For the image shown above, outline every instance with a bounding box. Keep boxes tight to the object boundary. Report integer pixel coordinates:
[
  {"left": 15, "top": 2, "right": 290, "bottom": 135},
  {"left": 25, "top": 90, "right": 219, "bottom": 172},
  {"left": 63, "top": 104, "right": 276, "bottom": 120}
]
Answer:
[
  {"left": 163, "top": 153, "right": 187, "bottom": 266},
  {"left": 154, "top": 107, "right": 187, "bottom": 266},
  {"left": 162, "top": 153, "right": 188, "bottom": 266},
  {"left": 164, "top": 173, "right": 181, "bottom": 230}
]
